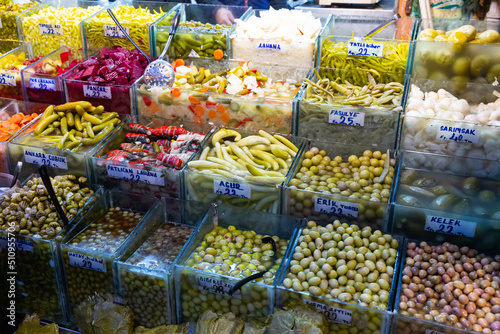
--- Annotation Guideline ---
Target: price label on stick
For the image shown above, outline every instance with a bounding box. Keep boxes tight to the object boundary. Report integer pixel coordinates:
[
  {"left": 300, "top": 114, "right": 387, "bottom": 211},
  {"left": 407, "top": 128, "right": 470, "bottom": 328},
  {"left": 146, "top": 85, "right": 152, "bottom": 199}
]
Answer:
[
  {"left": 329, "top": 110, "right": 365, "bottom": 126},
  {"left": 83, "top": 85, "right": 111, "bottom": 99}
]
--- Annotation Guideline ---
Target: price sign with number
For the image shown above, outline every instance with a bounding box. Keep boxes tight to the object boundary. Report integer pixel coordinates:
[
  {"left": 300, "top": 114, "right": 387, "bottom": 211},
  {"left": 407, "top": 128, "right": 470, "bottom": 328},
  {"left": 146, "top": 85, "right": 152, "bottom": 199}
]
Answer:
[
  {"left": 106, "top": 165, "right": 165, "bottom": 186},
  {"left": 314, "top": 197, "right": 359, "bottom": 218},
  {"left": 347, "top": 41, "right": 384, "bottom": 57},
  {"left": 424, "top": 215, "right": 476, "bottom": 238},
  {"left": 83, "top": 85, "right": 112, "bottom": 99},
  {"left": 0, "top": 73, "right": 16, "bottom": 86},
  {"left": 104, "top": 25, "right": 130, "bottom": 38},
  {"left": 436, "top": 125, "right": 479, "bottom": 144},
  {"left": 68, "top": 252, "right": 106, "bottom": 272},
  {"left": 39, "top": 23, "right": 63, "bottom": 35},
  {"left": 198, "top": 275, "right": 241, "bottom": 299},
  {"left": 303, "top": 299, "right": 353, "bottom": 325},
  {"left": 0, "top": 236, "right": 34, "bottom": 252},
  {"left": 24, "top": 150, "right": 68, "bottom": 169},
  {"left": 329, "top": 110, "right": 365, "bottom": 127},
  {"left": 214, "top": 180, "right": 251, "bottom": 198},
  {"left": 29, "top": 77, "right": 56, "bottom": 91}
]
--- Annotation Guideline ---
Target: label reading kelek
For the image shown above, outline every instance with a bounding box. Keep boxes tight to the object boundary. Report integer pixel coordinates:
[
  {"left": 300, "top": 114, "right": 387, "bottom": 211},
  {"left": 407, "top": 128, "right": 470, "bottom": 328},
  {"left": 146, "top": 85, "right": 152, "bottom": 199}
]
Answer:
[
  {"left": 303, "top": 299, "right": 352, "bottom": 325},
  {"left": 0, "top": 236, "right": 34, "bottom": 252},
  {"left": 314, "top": 197, "right": 359, "bottom": 218},
  {"left": 214, "top": 180, "right": 251, "bottom": 199},
  {"left": 329, "top": 110, "right": 365, "bottom": 127},
  {"left": 39, "top": 23, "right": 63, "bottom": 35},
  {"left": 0, "top": 73, "right": 16, "bottom": 86},
  {"left": 104, "top": 25, "right": 130, "bottom": 39},
  {"left": 436, "top": 125, "right": 480, "bottom": 144},
  {"left": 68, "top": 252, "right": 106, "bottom": 272},
  {"left": 198, "top": 276, "right": 241, "bottom": 299},
  {"left": 347, "top": 41, "right": 384, "bottom": 57},
  {"left": 24, "top": 150, "right": 68, "bottom": 169},
  {"left": 29, "top": 77, "right": 56, "bottom": 91},
  {"left": 425, "top": 330, "right": 445, "bottom": 334},
  {"left": 107, "top": 165, "right": 165, "bottom": 186},
  {"left": 424, "top": 215, "right": 476, "bottom": 238},
  {"left": 83, "top": 85, "right": 111, "bottom": 99},
  {"left": 256, "top": 42, "right": 284, "bottom": 52}
]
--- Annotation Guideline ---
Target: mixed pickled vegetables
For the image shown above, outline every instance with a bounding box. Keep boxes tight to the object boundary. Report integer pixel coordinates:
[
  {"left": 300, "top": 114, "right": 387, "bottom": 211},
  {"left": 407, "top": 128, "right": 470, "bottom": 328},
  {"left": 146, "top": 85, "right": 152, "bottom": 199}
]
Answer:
[{"left": 418, "top": 25, "right": 500, "bottom": 45}]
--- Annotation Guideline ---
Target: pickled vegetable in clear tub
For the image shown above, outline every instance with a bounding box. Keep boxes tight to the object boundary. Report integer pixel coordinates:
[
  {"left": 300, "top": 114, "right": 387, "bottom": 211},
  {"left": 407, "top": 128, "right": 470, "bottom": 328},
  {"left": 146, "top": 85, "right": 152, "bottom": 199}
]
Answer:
[
  {"left": 0, "top": 42, "right": 32, "bottom": 101},
  {"left": 0, "top": 1, "right": 39, "bottom": 41}
]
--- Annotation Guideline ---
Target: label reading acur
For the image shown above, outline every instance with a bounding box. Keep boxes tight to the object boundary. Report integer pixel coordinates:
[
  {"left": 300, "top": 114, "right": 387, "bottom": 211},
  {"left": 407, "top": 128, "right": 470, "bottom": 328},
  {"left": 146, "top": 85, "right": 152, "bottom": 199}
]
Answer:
[
  {"left": 0, "top": 74, "right": 16, "bottom": 86},
  {"left": 214, "top": 180, "right": 251, "bottom": 199},
  {"left": 104, "top": 25, "right": 130, "bottom": 38},
  {"left": 198, "top": 276, "right": 241, "bottom": 299},
  {"left": 424, "top": 215, "right": 476, "bottom": 238},
  {"left": 0, "top": 236, "right": 34, "bottom": 252},
  {"left": 329, "top": 110, "right": 365, "bottom": 126},
  {"left": 314, "top": 197, "right": 359, "bottom": 218},
  {"left": 436, "top": 125, "right": 480, "bottom": 144},
  {"left": 107, "top": 165, "right": 165, "bottom": 186},
  {"left": 83, "top": 85, "right": 111, "bottom": 99},
  {"left": 347, "top": 41, "right": 384, "bottom": 57},
  {"left": 39, "top": 23, "right": 63, "bottom": 35},
  {"left": 256, "top": 42, "right": 284, "bottom": 52},
  {"left": 303, "top": 299, "right": 353, "bottom": 325},
  {"left": 425, "top": 330, "right": 445, "bottom": 334},
  {"left": 29, "top": 77, "right": 56, "bottom": 91},
  {"left": 24, "top": 150, "right": 68, "bottom": 169},
  {"left": 68, "top": 252, "right": 106, "bottom": 272}
]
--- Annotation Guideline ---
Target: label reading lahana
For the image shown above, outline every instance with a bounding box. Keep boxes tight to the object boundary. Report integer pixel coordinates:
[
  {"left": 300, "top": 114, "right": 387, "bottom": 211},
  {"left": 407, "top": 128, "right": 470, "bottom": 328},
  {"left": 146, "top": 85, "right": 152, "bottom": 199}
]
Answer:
[
  {"left": 436, "top": 125, "right": 480, "bottom": 144},
  {"left": 107, "top": 165, "right": 165, "bottom": 186},
  {"left": 347, "top": 41, "right": 384, "bottom": 57},
  {"left": 329, "top": 110, "right": 365, "bottom": 126},
  {"left": 425, "top": 330, "right": 445, "bottom": 334},
  {"left": 83, "top": 85, "right": 111, "bottom": 99},
  {"left": 314, "top": 197, "right": 358, "bottom": 218},
  {"left": 424, "top": 215, "right": 476, "bottom": 238},
  {"left": 39, "top": 23, "right": 63, "bottom": 35},
  {"left": 256, "top": 42, "right": 284, "bottom": 52},
  {"left": 0, "top": 73, "right": 16, "bottom": 86},
  {"left": 0, "top": 236, "right": 34, "bottom": 252},
  {"left": 214, "top": 180, "right": 251, "bottom": 198},
  {"left": 104, "top": 25, "right": 130, "bottom": 38},
  {"left": 29, "top": 77, "right": 56, "bottom": 91},
  {"left": 68, "top": 252, "right": 106, "bottom": 272},
  {"left": 198, "top": 276, "right": 241, "bottom": 299},
  {"left": 24, "top": 150, "right": 68, "bottom": 169},
  {"left": 303, "top": 300, "right": 352, "bottom": 325}
]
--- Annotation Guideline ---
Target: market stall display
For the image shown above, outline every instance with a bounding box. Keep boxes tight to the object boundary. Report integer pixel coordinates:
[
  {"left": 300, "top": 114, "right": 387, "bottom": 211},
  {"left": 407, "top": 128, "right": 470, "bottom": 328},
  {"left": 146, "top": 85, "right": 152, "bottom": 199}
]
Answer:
[
  {"left": 0, "top": 1, "right": 39, "bottom": 41},
  {"left": 0, "top": 43, "right": 37, "bottom": 100}
]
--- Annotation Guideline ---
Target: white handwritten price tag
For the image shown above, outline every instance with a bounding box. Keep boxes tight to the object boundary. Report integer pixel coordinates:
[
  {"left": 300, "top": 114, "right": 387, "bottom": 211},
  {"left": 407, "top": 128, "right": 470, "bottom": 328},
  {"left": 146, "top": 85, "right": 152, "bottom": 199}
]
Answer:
[
  {"left": 347, "top": 41, "right": 384, "bottom": 57},
  {"left": 24, "top": 150, "right": 68, "bottom": 169},
  {"left": 256, "top": 42, "right": 284, "bottom": 52},
  {"left": 104, "top": 25, "right": 130, "bottom": 38},
  {"left": 329, "top": 110, "right": 365, "bottom": 126},
  {"left": 29, "top": 78, "right": 56, "bottom": 91},
  {"left": 426, "top": 330, "right": 445, "bottom": 334},
  {"left": 425, "top": 215, "right": 476, "bottom": 238},
  {"left": 198, "top": 276, "right": 241, "bottom": 299},
  {"left": 0, "top": 236, "right": 34, "bottom": 252},
  {"left": 0, "top": 73, "right": 16, "bottom": 86},
  {"left": 107, "top": 165, "right": 165, "bottom": 186},
  {"left": 68, "top": 252, "right": 106, "bottom": 272},
  {"left": 214, "top": 180, "right": 251, "bottom": 198},
  {"left": 314, "top": 197, "right": 359, "bottom": 218},
  {"left": 39, "top": 23, "right": 63, "bottom": 35},
  {"left": 83, "top": 85, "right": 112, "bottom": 99},
  {"left": 436, "top": 125, "right": 479, "bottom": 144},
  {"left": 303, "top": 300, "right": 353, "bottom": 325}
]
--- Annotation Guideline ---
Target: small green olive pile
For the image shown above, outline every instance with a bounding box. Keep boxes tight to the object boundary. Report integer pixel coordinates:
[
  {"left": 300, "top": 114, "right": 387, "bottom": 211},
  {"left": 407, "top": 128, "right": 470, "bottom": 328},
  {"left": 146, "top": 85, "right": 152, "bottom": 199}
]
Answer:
[{"left": 283, "top": 220, "right": 399, "bottom": 311}]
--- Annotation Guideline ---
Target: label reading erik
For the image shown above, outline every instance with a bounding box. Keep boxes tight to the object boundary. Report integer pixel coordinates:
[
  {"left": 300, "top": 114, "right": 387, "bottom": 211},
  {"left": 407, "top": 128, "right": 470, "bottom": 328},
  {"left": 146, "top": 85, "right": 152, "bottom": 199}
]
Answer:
[
  {"left": 314, "top": 197, "right": 359, "bottom": 218},
  {"left": 425, "top": 330, "right": 445, "bottom": 334},
  {"left": 106, "top": 165, "right": 165, "bottom": 186},
  {"left": 0, "top": 236, "right": 34, "bottom": 252},
  {"left": 303, "top": 299, "right": 353, "bottom": 325},
  {"left": 104, "top": 25, "right": 130, "bottom": 38},
  {"left": 29, "top": 77, "right": 56, "bottom": 91},
  {"left": 329, "top": 110, "right": 365, "bottom": 126},
  {"left": 214, "top": 180, "right": 251, "bottom": 198},
  {"left": 0, "top": 73, "right": 16, "bottom": 86},
  {"left": 83, "top": 85, "right": 112, "bottom": 99},
  {"left": 24, "top": 150, "right": 68, "bottom": 169},
  {"left": 68, "top": 252, "right": 106, "bottom": 272},
  {"left": 198, "top": 276, "right": 241, "bottom": 299},
  {"left": 256, "top": 42, "right": 284, "bottom": 52},
  {"left": 39, "top": 23, "right": 63, "bottom": 35},
  {"left": 424, "top": 215, "right": 476, "bottom": 238},
  {"left": 436, "top": 125, "right": 480, "bottom": 144},
  {"left": 347, "top": 41, "right": 384, "bottom": 57}
]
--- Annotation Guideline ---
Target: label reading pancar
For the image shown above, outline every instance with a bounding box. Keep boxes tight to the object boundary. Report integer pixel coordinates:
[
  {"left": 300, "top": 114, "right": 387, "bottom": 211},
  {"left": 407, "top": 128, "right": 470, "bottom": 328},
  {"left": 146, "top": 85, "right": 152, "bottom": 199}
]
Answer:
[
  {"left": 68, "top": 252, "right": 106, "bottom": 272},
  {"left": 29, "top": 77, "right": 56, "bottom": 91},
  {"left": 424, "top": 215, "right": 476, "bottom": 238},
  {"left": 436, "top": 126, "right": 480, "bottom": 144},
  {"left": 329, "top": 110, "right": 365, "bottom": 126},
  {"left": 104, "top": 25, "right": 130, "bottom": 38},
  {"left": 256, "top": 42, "right": 284, "bottom": 52},
  {"left": 314, "top": 197, "right": 358, "bottom": 218},
  {"left": 425, "top": 330, "right": 445, "bottom": 334},
  {"left": 0, "top": 236, "right": 34, "bottom": 252},
  {"left": 214, "top": 180, "right": 250, "bottom": 198},
  {"left": 0, "top": 74, "right": 16, "bottom": 86},
  {"left": 83, "top": 85, "right": 111, "bottom": 99},
  {"left": 39, "top": 23, "right": 63, "bottom": 35},
  {"left": 24, "top": 150, "right": 68, "bottom": 169},
  {"left": 347, "top": 41, "right": 384, "bottom": 57},
  {"left": 107, "top": 165, "right": 165, "bottom": 186},
  {"left": 303, "top": 299, "right": 352, "bottom": 325},
  {"left": 198, "top": 276, "right": 241, "bottom": 299}
]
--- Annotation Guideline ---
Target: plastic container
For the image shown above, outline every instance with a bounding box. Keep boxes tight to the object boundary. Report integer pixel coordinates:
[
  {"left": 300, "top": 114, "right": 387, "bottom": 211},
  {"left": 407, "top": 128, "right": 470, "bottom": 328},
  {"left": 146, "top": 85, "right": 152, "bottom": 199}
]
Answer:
[
  {"left": 58, "top": 189, "right": 159, "bottom": 320},
  {"left": 174, "top": 203, "right": 304, "bottom": 322},
  {"left": 0, "top": 1, "right": 40, "bottom": 41},
  {"left": 0, "top": 42, "right": 32, "bottom": 100}
]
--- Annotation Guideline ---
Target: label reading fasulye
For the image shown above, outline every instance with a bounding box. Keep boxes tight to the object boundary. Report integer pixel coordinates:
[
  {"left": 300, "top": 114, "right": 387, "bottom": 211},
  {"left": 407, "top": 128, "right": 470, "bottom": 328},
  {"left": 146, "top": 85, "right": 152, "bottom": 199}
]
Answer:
[
  {"left": 303, "top": 299, "right": 353, "bottom": 325},
  {"left": 39, "top": 23, "right": 63, "bottom": 35},
  {"left": 347, "top": 41, "right": 384, "bottom": 57},
  {"left": 424, "top": 215, "right": 476, "bottom": 238},
  {"left": 425, "top": 330, "right": 445, "bottom": 334},
  {"left": 214, "top": 180, "right": 251, "bottom": 199},
  {"left": 0, "top": 235, "right": 34, "bottom": 252},
  {"left": 83, "top": 85, "right": 112, "bottom": 99},
  {"left": 68, "top": 252, "right": 106, "bottom": 273},
  {"left": 29, "top": 77, "right": 56, "bottom": 91},
  {"left": 0, "top": 73, "right": 16, "bottom": 86},
  {"left": 198, "top": 276, "right": 241, "bottom": 299},
  {"left": 256, "top": 42, "right": 284, "bottom": 52},
  {"left": 329, "top": 110, "right": 365, "bottom": 127},
  {"left": 107, "top": 165, "right": 165, "bottom": 186},
  {"left": 436, "top": 125, "right": 480, "bottom": 144},
  {"left": 104, "top": 25, "right": 130, "bottom": 38},
  {"left": 314, "top": 197, "right": 359, "bottom": 218},
  {"left": 24, "top": 150, "right": 68, "bottom": 169}
]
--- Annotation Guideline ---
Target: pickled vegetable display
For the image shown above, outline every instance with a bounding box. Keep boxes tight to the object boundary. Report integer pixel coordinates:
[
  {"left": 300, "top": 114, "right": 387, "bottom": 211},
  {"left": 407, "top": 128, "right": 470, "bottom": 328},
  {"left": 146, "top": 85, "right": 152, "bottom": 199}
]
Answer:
[
  {"left": 0, "top": 1, "right": 38, "bottom": 40},
  {"left": 0, "top": 50, "right": 42, "bottom": 100},
  {"left": 418, "top": 25, "right": 500, "bottom": 45}
]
